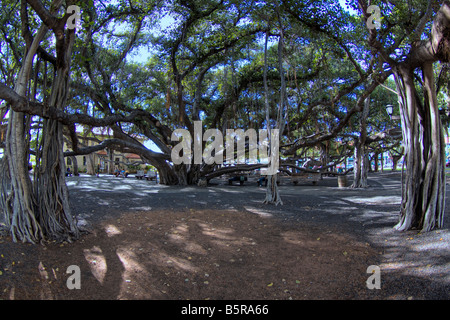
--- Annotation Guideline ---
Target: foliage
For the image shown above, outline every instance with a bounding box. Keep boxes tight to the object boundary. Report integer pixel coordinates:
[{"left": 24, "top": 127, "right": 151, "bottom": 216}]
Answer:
[{"left": 0, "top": 0, "right": 448, "bottom": 242}]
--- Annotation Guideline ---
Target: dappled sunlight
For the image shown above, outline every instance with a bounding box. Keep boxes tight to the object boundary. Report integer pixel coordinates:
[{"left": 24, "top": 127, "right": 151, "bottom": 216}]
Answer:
[
  {"left": 7, "top": 173, "right": 441, "bottom": 300},
  {"left": 7, "top": 286, "right": 15, "bottom": 300},
  {"left": 380, "top": 261, "right": 422, "bottom": 271},
  {"left": 122, "top": 229, "right": 201, "bottom": 273},
  {"left": 116, "top": 247, "right": 147, "bottom": 274},
  {"left": 199, "top": 224, "right": 235, "bottom": 240},
  {"left": 168, "top": 226, "right": 208, "bottom": 255},
  {"left": 96, "top": 199, "right": 111, "bottom": 206},
  {"left": 281, "top": 230, "right": 349, "bottom": 249},
  {"left": 319, "top": 206, "right": 360, "bottom": 213},
  {"left": 193, "top": 200, "right": 208, "bottom": 205},
  {"left": 367, "top": 224, "right": 450, "bottom": 286},
  {"left": 380, "top": 258, "right": 450, "bottom": 284},
  {"left": 197, "top": 221, "right": 256, "bottom": 248},
  {"left": 244, "top": 206, "right": 273, "bottom": 218},
  {"left": 83, "top": 246, "right": 107, "bottom": 285},
  {"left": 178, "top": 187, "right": 200, "bottom": 193},
  {"left": 66, "top": 175, "right": 165, "bottom": 194},
  {"left": 344, "top": 195, "right": 402, "bottom": 205},
  {"left": 349, "top": 209, "right": 398, "bottom": 226},
  {"left": 113, "top": 185, "right": 135, "bottom": 191},
  {"left": 170, "top": 222, "right": 189, "bottom": 236},
  {"left": 135, "top": 189, "right": 161, "bottom": 195},
  {"left": 210, "top": 187, "right": 249, "bottom": 194},
  {"left": 104, "top": 224, "right": 122, "bottom": 237},
  {"left": 38, "top": 261, "right": 54, "bottom": 300},
  {"left": 281, "top": 231, "right": 305, "bottom": 246},
  {"left": 151, "top": 249, "right": 199, "bottom": 272},
  {"left": 116, "top": 246, "right": 153, "bottom": 299},
  {"left": 37, "top": 261, "right": 54, "bottom": 300},
  {"left": 128, "top": 206, "right": 152, "bottom": 211}
]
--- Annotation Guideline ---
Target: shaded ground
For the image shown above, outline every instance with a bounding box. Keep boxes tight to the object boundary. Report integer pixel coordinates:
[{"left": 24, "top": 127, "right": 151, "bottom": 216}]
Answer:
[{"left": 0, "top": 171, "right": 448, "bottom": 300}]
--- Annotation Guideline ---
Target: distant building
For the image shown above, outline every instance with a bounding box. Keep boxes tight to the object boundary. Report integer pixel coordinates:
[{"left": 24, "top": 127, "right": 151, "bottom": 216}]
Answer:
[{"left": 64, "top": 131, "right": 147, "bottom": 174}]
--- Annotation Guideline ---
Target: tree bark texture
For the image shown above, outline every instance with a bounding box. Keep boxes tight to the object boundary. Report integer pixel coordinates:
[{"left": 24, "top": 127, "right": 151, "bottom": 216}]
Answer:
[
  {"left": 360, "top": 0, "right": 450, "bottom": 232},
  {"left": 0, "top": 2, "right": 80, "bottom": 243},
  {"left": 0, "top": 25, "right": 47, "bottom": 243},
  {"left": 352, "top": 97, "right": 370, "bottom": 188},
  {"left": 393, "top": 63, "right": 446, "bottom": 232}
]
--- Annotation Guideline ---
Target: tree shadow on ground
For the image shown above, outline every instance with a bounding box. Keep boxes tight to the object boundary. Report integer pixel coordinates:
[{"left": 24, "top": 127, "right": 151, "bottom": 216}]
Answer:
[
  {"left": 0, "top": 208, "right": 379, "bottom": 300},
  {"left": 0, "top": 172, "right": 448, "bottom": 299}
]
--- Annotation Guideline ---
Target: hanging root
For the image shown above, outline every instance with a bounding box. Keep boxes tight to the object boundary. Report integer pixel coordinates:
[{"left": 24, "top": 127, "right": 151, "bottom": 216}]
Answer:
[{"left": 264, "top": 175, "right": 283, "bottom": 206}]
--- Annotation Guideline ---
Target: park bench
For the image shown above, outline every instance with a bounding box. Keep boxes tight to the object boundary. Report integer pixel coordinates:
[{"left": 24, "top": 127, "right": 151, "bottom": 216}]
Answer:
[
  {"left": 291, "top": 172, "right": 321, "bottom": 185},
  {"left": 257, "top": 168, "right": 282, "bottom": 186},
  {"left": 257, "top": 175, "right": 281, "bottom": 187},
  {"left": 228, "top": 173, "right": 248, "bottom": 185},
  {"left": 136, "top": 170, "right": 157, "bottom": 181},
  {"left": 145, "top": 171, "right": 157, "bottom": 181},
  {"left": 136, "top": 170, "right": 145, "bottom": 179}
]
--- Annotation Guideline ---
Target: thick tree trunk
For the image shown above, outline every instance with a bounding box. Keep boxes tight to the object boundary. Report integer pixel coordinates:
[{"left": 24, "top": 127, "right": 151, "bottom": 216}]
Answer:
[
  {"left": 0, "top": 26, "right": 47, "bottom": 243},
  {"left": 158, "top": 168, "right": 177, "bottom": 185},
  {"left": 0, "top": 5, "right": 81, "bottom": 243},
  {"left": 33, "top": 36, "right": 80, "bottom": 242},
  {"left": 361, "top": 0, "right": 450, "bottom": 232},
  {"left": 264, "top": 174, "right": 282, "bottom": 205},
  {"left": 394, "top": 64, "right": 445, "bottom": 232},
  {"left": 3, "top": 111, "right": 43, "bottom": 242},
  {"left": 35, "top": 117, "right": 79, "bottom": 241},
  {"left": 173, "top": 164, "right": 188, "bottom": 185}
]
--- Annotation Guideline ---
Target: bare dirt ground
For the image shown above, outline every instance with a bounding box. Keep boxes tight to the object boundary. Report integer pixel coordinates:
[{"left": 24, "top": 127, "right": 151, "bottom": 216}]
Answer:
[{"left": 0, "top": 171, "right": 448, "bottom": 301}]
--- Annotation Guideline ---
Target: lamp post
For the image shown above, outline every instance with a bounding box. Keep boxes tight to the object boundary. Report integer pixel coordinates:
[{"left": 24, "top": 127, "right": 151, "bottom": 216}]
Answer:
[
  {"left": 386, "top": 104, "right": 393, "bottom": 118},
  {"left": 386, "top": 104, "right": 400, "bottom": 120}
]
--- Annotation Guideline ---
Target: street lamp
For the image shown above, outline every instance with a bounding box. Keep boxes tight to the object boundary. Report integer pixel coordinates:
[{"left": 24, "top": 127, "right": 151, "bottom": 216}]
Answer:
[
  {"left": 386, "top": 104, "right": 400, "bottom": 120},
  {"left": 386, "top": 104, "right": 394, "bottom": 118}
]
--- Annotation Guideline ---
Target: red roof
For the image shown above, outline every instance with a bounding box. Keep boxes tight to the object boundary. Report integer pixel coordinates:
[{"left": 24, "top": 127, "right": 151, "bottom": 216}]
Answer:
[{"left": 125, "top": 153, "right": 141, "bottom": 159}]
